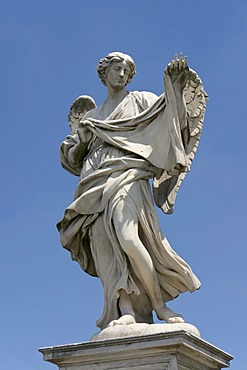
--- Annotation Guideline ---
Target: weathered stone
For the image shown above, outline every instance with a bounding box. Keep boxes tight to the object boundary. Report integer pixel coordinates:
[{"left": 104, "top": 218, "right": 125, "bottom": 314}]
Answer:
[{"left": 39, "top": 330, "right": 233, "bottom": 370}]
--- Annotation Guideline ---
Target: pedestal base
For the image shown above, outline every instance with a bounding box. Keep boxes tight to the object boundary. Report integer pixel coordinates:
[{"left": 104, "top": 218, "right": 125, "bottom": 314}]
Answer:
[{"left": 39, "top": 329, "right": 233, "bottom": 369}]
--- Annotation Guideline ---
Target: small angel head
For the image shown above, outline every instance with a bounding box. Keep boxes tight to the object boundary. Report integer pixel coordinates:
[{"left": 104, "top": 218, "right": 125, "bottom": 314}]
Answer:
[
  {"left": 68, "top": 95, "right": 96, "bottom": 134},
  {"left": 97, "top": 52, "right": 136, "bottom": 86}
]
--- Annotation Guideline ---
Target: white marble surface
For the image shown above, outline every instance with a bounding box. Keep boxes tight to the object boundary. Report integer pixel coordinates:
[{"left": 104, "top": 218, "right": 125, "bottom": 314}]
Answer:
[{"left": 57, "top": 52, "right": 208, "bottom": 330}]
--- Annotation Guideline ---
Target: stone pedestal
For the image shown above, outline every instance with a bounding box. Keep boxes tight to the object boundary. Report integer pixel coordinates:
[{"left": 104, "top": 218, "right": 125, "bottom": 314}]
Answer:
[{"left": 39, "top": 329, "right": 233, "bottom": 370}]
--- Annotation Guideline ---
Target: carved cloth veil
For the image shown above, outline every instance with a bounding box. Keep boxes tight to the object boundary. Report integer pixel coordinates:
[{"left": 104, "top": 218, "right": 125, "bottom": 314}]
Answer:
[{"left": 85, "top": 70, "right": 208, "bottom": 214}]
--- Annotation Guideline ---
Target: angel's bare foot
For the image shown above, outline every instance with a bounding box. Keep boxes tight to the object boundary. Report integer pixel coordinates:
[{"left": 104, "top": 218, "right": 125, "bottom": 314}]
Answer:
[
  {"left": 156, "top": 304, "right": 184, "bottom": 324},
  {"left": 107, "top": 314, "right": 136, "bottom": 327}
]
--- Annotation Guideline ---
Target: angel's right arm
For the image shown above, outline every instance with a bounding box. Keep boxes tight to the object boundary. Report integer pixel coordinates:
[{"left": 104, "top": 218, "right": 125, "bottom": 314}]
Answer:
[
  {"left": 60, "top": 134, "right": 89, "bottom": 176},
  {"left": 69, "top": 134, "right": 89, "bottom": 165},
  {"left": 61, "top": 95, "right": 96, "bottom": 175}
]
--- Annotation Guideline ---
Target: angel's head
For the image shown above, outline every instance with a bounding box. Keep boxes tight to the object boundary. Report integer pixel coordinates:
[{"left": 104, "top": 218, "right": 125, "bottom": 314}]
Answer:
[{"left": 97, "top": 52, "right": 136, "bottom": 86}]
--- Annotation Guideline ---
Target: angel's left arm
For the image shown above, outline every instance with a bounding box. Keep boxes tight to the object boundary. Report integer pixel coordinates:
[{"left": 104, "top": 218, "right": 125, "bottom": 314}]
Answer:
[{"left": 164, "top": 53, "right": 188, "bottom": 130}]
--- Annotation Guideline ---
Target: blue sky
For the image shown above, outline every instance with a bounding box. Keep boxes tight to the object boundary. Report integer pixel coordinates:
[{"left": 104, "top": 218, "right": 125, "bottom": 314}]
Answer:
[{"left": 1, "top": 1, "right": 246, "bottom": 369}]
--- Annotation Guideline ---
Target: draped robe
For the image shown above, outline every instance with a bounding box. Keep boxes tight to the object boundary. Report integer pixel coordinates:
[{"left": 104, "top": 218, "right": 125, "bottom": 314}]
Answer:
[{"left": 57, "top": 74, "right": 205, "bottom": 329}]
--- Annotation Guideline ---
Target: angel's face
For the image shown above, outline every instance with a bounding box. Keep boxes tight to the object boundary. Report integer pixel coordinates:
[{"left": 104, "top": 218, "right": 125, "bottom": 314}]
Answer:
[{"left": 105, "top": 60, "right": 130, "bottom": 89}]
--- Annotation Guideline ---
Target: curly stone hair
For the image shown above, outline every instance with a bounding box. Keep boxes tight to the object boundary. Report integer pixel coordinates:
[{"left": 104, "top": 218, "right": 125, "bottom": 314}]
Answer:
[{"left": 97, "top": 52, "right": 136, "bottom": 86}]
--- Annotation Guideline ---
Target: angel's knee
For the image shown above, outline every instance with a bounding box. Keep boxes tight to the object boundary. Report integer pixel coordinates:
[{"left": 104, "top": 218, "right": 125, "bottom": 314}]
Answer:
[{"left": 115, "top": 224, "right": 143, "bottom": 261}]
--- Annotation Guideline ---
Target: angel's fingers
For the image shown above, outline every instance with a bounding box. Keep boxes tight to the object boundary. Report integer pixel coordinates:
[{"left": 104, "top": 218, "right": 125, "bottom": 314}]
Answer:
[
  {"left": 184, "top": 55, "right": 188, "bottom": 68},
  {"left": 179, "top": 53, "right": 183, "bottom": 70},
  {"left": 76, "top": 129, "right": 82, "bottom": 140},
  {"left": 84, "top": 120, "right": 94, "bottom": 128},
  {"left": 174, "top": 54, "right": 178, "bottom": 68}
]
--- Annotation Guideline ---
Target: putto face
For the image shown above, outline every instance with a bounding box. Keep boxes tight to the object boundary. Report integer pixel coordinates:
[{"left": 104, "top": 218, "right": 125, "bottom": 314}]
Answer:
[{"left": 105, "top": 60, "right": 131, "bottom": 89}]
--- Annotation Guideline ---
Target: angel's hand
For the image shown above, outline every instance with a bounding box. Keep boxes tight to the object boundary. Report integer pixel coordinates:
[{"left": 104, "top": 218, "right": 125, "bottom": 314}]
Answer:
[
  {"left": 76, "top": 127, "right": 92, "bottom": 143},
  {"left": 81, "top": 119, "right": 95, "bottom": 128},
  {"left": 164, "top": 53, "right": 189, "bottom": 90}
]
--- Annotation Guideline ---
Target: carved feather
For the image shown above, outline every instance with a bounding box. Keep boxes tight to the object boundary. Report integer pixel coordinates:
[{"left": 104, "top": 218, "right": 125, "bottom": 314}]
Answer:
[{"left": 68, "top": 95, "right": 96, "bottom": 134}]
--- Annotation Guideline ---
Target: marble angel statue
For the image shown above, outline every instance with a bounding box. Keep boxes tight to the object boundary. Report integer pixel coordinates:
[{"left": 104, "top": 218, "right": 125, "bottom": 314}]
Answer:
[{"left": 57, "top": 52, "right": 208, "bottom": 330}]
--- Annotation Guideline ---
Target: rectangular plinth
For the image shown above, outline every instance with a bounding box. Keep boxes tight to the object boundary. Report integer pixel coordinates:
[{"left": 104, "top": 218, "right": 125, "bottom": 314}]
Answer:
[{"left": 39, "top": 331, "right": 233, "bottom": 370}]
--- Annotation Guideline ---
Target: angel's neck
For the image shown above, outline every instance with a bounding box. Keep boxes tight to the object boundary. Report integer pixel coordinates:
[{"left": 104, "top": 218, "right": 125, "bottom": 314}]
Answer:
[
  {"left": 95, "top": 89, "right": 129, "bottom": 120},
  {"left": 106, "top": 86, "right": 128, "bottom": 104}
]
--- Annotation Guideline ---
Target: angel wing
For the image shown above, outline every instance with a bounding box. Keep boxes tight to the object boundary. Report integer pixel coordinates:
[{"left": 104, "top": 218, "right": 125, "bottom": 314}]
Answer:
[
  {"left": 153, "top": 68, "right": 208, "bottom": 214},
  {"left": 68, "top": 95, "right": 96, "bottom": 134}
]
